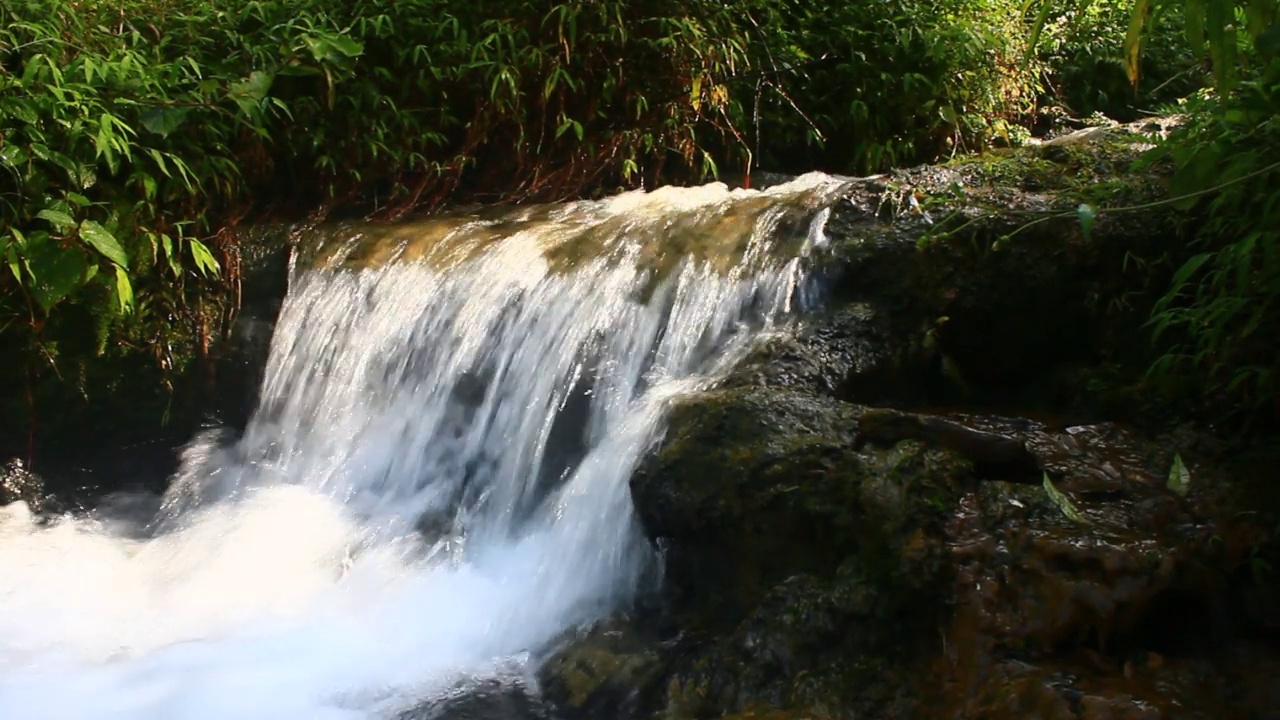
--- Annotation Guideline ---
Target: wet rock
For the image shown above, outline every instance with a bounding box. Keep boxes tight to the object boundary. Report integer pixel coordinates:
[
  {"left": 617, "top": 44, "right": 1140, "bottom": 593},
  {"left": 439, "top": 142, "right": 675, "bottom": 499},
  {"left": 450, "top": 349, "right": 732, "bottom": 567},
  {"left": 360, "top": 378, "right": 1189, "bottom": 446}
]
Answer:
[
  {"left": 397, "top": 677, "right": 555, "bottom": 720},
  {"left": 620, "top": 119, "right": 1280, "bottom": 720},
  {"left": 210, "top": 224, "right": 295, "bottom": 434},
  {"left": 0, "top": 458, "right": 53, "bottom": 513},
  {"left": 857, "top": 407, "right": 1039, "bottom": 477},
  {"left": 631, "top": 387, "right": 967, "bottom": 627},
  {"left": 664, "top": 570, "right": 924, "bottom": 720},
  {"left": 537, "top": 622, "right": 665, "bottom": 720}
]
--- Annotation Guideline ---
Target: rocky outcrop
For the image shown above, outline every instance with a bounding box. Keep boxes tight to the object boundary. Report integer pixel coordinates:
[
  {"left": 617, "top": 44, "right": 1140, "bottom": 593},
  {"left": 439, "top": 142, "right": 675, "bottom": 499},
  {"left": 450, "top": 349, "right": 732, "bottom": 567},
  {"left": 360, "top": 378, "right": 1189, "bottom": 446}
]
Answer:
[{"left": 541, "top": 121, "right": 1280, "bottom": 720}]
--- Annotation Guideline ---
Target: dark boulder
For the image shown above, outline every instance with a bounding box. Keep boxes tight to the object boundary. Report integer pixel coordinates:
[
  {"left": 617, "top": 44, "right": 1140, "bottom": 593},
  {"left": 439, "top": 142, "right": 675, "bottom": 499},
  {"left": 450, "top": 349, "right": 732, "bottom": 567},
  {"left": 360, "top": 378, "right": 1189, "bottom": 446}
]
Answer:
[{"left": 630, "top": 387, "right": 967, "bottom": 629}]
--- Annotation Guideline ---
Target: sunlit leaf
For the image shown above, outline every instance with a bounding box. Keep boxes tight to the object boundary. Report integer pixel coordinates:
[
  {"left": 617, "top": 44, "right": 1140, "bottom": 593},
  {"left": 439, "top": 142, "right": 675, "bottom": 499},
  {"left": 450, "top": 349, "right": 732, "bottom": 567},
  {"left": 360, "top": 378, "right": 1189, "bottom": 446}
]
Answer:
[
  {"left": 189, "top": 238, "right": 220, "bottom": 277},
  {"left": 36, "top": 209, "right": 76, "bottom": 230},
  {"left": 1124, "top": 0, "right": 1153, "bottom": 87},
  {"left": 113, "top": 264, "right": 134, "bottom": 312},
  {"left": 0, "top": 144, "right": 29, "bottom": 167},
  {"left": 1167, "top": 453, "right": 1191, "bottom": 497},
  {"left": 1043, "top": 472, "right": 1090, "bottom": 524},
  {"left": 79, "top": 220, "right": 130, "bottom": 269}
]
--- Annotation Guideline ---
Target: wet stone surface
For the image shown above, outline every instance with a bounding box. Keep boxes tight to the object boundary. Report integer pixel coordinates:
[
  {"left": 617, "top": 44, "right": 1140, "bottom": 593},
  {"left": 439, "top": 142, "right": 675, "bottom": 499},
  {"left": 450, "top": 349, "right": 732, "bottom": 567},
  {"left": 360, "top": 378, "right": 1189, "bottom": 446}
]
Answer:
[{"left": 543, "top": 124, "right": 1280, "bottom": 720}]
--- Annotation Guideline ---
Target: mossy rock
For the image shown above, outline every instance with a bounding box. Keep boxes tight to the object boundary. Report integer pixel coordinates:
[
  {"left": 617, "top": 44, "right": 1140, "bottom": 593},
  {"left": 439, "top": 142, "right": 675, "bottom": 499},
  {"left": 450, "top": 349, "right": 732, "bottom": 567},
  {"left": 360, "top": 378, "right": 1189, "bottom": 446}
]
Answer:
[
  {"left": 630, "top": 387, "right": 969, "bottom": 628},
  {"left": 537, "top": 622, "right": 665, "bottom": 720},
  {"left": 663, "top": 570, "right": 927, "bottom": 720},
  {"left": 814, "top": 121, "right": 1186, "bottom": 415}
]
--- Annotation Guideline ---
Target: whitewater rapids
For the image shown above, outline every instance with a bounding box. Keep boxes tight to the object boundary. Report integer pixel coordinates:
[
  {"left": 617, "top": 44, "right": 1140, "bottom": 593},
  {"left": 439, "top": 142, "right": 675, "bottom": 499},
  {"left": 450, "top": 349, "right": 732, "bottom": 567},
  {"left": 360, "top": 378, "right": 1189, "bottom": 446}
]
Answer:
[{"left": 0, "top": 173, "right": 847, "bottom": 719}]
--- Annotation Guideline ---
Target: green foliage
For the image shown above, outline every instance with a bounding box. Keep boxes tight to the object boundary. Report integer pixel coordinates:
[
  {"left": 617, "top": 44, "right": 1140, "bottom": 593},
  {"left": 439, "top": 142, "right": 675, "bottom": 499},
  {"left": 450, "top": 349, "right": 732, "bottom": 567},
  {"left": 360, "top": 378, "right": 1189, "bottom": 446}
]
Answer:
[
  {"left": 1144, "top": 72, "right": 1280, "bottom": 419},
  {"left": 1022, "top": 0, "right": 1280, "bottom": 424},
  {"left": 0, "top": 0, "right": 767, "bottom": 454},
  {"left": 1029, "top": 0, "right": 1204, "bottom": 119},
  {"left": 740, "top": 0, "right": 1040, "bottom": 176}
]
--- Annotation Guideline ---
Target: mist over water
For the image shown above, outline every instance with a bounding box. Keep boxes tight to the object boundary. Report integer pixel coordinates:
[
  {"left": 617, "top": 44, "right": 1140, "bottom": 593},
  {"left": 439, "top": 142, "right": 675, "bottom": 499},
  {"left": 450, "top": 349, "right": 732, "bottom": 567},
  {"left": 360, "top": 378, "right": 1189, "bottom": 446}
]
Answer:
[{"left": 0, "top": 173, "right": 846, "bottom": 720}]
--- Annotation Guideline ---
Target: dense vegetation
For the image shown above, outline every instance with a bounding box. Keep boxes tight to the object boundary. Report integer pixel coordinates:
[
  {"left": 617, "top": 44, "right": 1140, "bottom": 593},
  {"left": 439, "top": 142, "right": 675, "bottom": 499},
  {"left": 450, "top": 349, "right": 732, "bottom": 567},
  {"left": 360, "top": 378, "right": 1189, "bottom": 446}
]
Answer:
[{"left": 1, "top": 0, "right": 1277, "bottom": 463}]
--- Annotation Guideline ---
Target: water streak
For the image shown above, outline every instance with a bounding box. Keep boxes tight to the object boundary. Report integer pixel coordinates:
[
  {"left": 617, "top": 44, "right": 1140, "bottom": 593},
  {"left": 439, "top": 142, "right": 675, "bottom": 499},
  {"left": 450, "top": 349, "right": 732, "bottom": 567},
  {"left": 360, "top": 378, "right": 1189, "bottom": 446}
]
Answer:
[{"left": 0, "top": 173, "right": 846, "bottom": 720}]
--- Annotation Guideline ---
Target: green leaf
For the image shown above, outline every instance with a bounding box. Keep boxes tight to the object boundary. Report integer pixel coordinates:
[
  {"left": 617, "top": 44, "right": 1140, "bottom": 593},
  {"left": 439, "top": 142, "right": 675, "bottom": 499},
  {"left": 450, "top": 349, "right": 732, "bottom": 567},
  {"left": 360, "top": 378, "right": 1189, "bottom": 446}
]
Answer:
[
  {"left": 0, "top": 144, "right": 29, "bottom": 168},
  {"left": 1184, "top": 0, "right": 1206, "bottom": 48},
  {"left": 1167, "top": 453, "right": 1191, "bottom": 497},
  {"left": 328, "top": 35, "right": 364, "bottom": 58},
  {"left": 79, "top": 220, "right": 130, "bottom": 269},
  {"left": 113, "top": 264, "right": 134, "bottom": 312},
  {"left": 37, "top": 209, "right": 77, "bottom": 230},
  {"left": 230, "top": 71, "right": 274, "bottom": 102},
  {"left": 1171, "top": 252, "right": 1214, "bottom": 291},
  {"left": 1076, "top": 203, "right": 1096, "bottom": 241},
  {"left": 1043, "top": 472, "right": 1090, "bottom": 524},
  {"left": 140, "top": 106, "right": 191, "bottom": 138},
  {"left": 160, "top": 234, "right": 181, "bottom": 276},
  {"left": 25, "top": 236, "right": 90, "bottom": 311},
  {"left": 1024, "top": 0, "right": 1056, "bottom": 59},
  {"left": 4, "top": 101, "right": 39, "bottom": 124},
  {"left": 1124, "top": 0, "right": 1153, "bottom": 87},
  {"left": 5, "top": 243, "right": 21, "bottom": 284},
  {"left": 189, "top": 238, "right": 220, "bottom": 277}
]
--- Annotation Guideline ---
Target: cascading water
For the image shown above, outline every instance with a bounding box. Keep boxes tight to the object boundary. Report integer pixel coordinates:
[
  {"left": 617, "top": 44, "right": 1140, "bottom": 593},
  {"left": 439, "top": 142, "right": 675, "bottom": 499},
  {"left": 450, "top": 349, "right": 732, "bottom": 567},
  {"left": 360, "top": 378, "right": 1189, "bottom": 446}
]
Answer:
[{"left": 0, "top": 173, "right": 848, "bottom": 720}]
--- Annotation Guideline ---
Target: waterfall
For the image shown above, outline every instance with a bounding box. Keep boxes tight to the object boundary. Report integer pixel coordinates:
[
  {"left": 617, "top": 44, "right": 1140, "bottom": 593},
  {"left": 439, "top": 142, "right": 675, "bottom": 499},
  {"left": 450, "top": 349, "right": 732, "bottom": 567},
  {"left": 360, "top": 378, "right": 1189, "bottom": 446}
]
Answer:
[{"left": 0, "top": 173, "right": 846, "bottom": 720}]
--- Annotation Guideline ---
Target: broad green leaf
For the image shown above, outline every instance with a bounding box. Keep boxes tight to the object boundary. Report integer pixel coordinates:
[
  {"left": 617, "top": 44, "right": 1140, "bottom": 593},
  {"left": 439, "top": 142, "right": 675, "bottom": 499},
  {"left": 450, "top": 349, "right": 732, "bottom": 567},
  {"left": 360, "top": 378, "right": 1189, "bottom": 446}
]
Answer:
[
  {"left": 25, "top": 236, "right": 90, "bottom": 311},
  {"left": 1043, "top": 472, "right": 1090, "bottom": 524},
  {"left": 189, "top": 238, "right": 220, "bottom": 277},
  {"left": 140, "top": 106, "right": 191, "bottom": 138},
  {"left": 37, "top": 209, "right": 76, "bottom": 230},
  {"left": 4, "top": 101, "right": 39, "bottom": 125},
  {"left": 304, "top": 34, "right": 365, "bottom": 64},
  {"left": 79, "top": 220, "right": 130, "bottom": 269},
  {"left": 230, "top": 71, "right": 274, "bottom": 102},
  {"left": 1167, "top": 453, "right": 1191, "bottom": 497},
  {"left": 328, "top": 36, "right": 364, "bottom": 58},
  {"left": 0, "top": 144, "right": 28, "bottom": 167},
  {"left": 1076, "top": 203, "right": 1096, "bottom": 241},
  {"left": 113, "top": 265, "right": 134, "bottom": 312}
]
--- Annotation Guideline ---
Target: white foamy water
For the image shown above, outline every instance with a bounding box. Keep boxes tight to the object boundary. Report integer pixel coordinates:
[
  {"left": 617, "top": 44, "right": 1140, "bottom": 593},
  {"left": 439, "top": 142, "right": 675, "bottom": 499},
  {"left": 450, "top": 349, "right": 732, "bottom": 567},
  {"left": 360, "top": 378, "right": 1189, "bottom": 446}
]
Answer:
[{"left": 0, "top": 173, "right": 847, "bottom": 720}]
